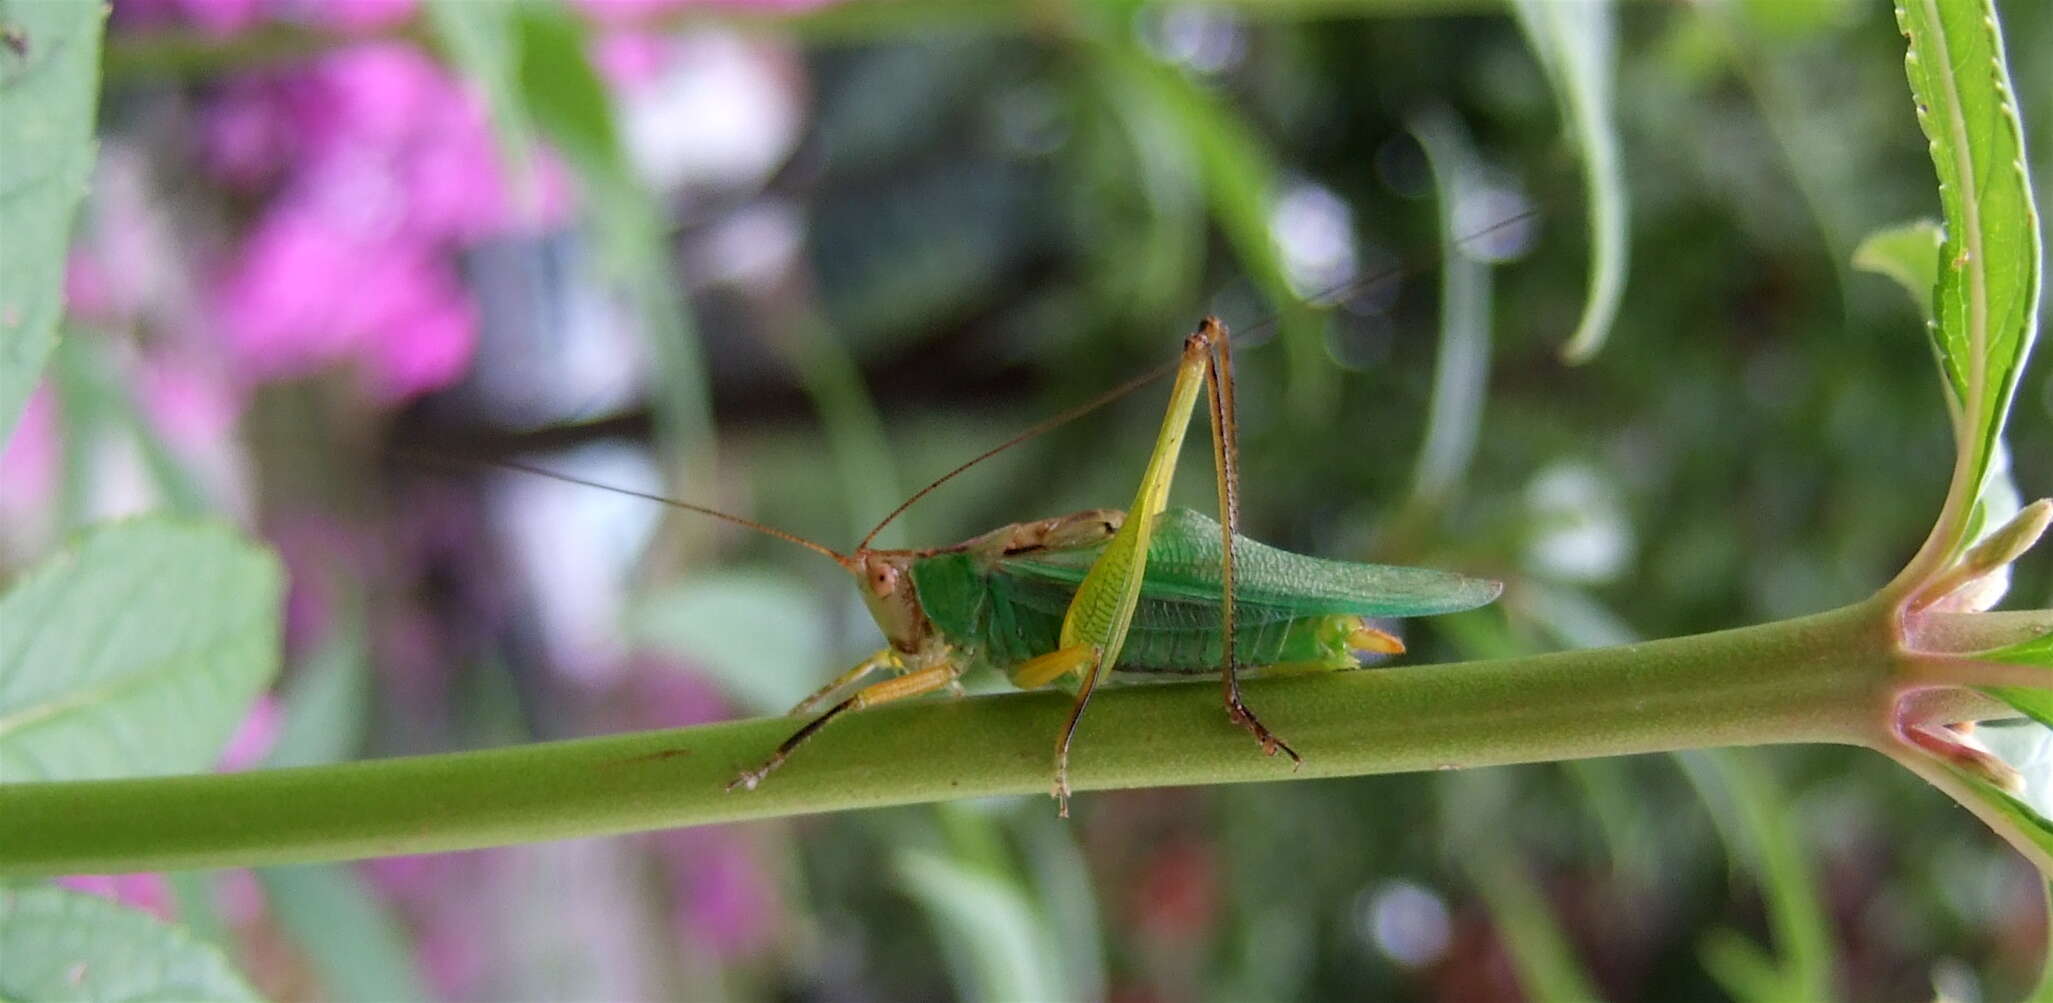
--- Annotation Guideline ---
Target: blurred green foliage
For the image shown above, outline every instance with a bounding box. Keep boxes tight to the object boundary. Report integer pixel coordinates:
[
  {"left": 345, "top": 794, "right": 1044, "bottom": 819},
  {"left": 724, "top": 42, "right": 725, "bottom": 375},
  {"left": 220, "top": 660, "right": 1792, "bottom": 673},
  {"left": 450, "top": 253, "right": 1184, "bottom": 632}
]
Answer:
[
  {"left": 17, "top": 0, "right": 2050, "bottom": 999},
  {"left": 663, "top": 5, "right": 2052, "bottom": 1000}
]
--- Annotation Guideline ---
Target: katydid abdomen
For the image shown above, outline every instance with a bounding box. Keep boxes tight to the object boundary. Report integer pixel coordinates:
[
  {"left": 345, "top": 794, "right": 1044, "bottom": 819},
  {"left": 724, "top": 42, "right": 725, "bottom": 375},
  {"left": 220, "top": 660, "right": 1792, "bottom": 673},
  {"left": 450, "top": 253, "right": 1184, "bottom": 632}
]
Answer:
[{"left": 911, "top": 507, "right": 1502, "bottom": 676}]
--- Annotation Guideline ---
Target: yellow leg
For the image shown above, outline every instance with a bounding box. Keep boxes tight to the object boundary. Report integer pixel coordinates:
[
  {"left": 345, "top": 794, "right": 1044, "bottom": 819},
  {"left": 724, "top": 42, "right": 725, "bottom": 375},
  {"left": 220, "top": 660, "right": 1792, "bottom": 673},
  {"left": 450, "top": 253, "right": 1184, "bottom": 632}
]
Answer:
[
  {"left": 1011, "top": 644, "right": 1097, "bottom": 689},
  {"left": 846, "top": 664, "right": 958, "bottom": 707},
  {"left": 789, "top": 649, "right": 897, "bottom": 716},
  {"left": 728, "top": 661, "right": 959, "bottom": 792}
]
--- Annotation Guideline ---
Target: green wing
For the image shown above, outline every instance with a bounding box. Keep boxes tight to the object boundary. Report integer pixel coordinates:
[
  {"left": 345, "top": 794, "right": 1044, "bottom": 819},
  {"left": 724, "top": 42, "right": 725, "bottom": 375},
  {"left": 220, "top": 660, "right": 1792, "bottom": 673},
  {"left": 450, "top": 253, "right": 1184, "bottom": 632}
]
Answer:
[{"left": 997, "top": 508, "right": 1502, "bottom": 618}]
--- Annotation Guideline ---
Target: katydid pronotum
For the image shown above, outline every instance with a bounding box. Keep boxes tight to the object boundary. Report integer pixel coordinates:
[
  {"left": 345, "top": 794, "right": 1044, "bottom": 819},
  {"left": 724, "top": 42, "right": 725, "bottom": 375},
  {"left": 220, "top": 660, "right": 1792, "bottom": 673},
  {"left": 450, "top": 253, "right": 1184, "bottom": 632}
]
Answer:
[{"left": 483, "top": 316, "right": 1502, "bottom": 815}]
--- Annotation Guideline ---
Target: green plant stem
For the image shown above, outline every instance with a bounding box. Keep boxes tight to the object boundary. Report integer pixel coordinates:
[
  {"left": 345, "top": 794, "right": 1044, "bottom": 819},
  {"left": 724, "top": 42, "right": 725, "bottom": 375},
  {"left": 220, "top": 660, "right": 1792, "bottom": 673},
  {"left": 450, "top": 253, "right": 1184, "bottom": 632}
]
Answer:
[{"left": 5, "top": 598, "right": 1980, "bottom": 876}]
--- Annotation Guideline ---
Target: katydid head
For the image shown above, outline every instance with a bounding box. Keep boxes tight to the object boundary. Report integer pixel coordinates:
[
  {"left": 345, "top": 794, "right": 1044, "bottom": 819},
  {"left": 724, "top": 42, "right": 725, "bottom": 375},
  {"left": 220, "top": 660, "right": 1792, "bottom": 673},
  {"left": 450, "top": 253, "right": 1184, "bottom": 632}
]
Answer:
[{"left": 847, "top": 549, "right": 932, "bottom": 653}]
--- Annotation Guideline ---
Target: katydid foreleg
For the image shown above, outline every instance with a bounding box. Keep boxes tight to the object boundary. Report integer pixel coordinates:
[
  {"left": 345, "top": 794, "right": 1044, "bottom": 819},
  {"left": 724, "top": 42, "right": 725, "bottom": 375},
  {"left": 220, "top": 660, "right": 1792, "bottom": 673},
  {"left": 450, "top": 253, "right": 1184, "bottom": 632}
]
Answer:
[{"left": 726, "top": 654, "right": 962, "bottom": 792}]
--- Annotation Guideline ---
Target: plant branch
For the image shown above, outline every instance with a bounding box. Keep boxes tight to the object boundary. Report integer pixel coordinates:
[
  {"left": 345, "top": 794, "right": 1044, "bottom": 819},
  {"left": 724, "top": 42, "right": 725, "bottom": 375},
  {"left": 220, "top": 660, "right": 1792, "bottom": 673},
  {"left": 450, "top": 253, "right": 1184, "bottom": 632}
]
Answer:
[
  {"left": 1883, "top": 742, "right": 2053, "bottom": 874},
  {"left": 1908, "top": 608, "right": 2053, "bottom": 653},
  {"left": 0, "top": 601, "right": 1918, "bottom": 876}
]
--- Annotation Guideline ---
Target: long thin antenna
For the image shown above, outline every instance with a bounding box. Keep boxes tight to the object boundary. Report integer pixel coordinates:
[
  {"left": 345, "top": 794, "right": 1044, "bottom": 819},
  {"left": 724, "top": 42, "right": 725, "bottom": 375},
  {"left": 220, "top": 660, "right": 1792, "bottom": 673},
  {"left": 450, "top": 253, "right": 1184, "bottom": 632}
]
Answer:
[
  {"left": 400, "top": 450, "right": 850, "bottom": 566},
  {"left": 854, "top": 204, "right": 1541, "bottom": 549},
  {"left": 853, "top": 361, "right": 1178, "bottom": 551}
]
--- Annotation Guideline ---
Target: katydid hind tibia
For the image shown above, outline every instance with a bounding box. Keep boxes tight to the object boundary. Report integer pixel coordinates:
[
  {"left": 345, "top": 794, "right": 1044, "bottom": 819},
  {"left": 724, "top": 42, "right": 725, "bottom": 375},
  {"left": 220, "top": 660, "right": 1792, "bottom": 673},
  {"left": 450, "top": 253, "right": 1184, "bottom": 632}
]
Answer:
[{"left": 467, "top": 317, "right": 1502, "bottom": 814}]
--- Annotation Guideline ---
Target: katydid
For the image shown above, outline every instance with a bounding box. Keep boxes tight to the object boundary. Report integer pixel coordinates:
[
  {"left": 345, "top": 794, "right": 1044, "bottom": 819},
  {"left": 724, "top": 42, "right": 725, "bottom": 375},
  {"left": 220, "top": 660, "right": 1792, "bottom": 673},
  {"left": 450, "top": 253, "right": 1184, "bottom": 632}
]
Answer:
[{"left": 485, "top": 317, "right": 1502, "bottom": 814}]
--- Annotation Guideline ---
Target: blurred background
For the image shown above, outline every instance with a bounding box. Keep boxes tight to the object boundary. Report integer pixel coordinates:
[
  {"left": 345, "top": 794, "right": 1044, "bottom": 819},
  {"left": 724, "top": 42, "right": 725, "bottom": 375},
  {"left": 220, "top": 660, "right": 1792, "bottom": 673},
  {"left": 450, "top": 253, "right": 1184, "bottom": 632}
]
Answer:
[{"left": 7, "top": 0, "right": 2053, "bottom": 999}]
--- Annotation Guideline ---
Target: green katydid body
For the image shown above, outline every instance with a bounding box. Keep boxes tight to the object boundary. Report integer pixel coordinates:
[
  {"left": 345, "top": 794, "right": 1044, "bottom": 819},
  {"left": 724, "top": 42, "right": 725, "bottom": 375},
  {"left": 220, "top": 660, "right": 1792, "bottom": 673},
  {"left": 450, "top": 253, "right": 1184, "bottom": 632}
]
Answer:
[
  {"left": 632, "top": 317, "right": 1507, "bottom": 806},
  {"left": 911, "top": 507, "right": 1502, "bottom": 676},
  {"left": 474, "top": 319, "right": 1505, "bottom": 805}
]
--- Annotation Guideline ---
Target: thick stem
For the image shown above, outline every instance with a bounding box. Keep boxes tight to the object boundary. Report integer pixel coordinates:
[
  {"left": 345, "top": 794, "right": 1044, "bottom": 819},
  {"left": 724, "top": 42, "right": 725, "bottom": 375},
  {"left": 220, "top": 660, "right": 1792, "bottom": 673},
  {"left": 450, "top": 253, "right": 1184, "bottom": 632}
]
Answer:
[{"left": 0, "top": 601, "right": 1901, "bottom": 876}]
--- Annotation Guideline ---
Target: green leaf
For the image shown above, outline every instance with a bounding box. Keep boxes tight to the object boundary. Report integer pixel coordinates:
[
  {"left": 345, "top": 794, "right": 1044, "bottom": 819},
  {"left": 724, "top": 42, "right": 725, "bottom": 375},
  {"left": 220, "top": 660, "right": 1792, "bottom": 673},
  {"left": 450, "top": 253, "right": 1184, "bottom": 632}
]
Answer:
[
  {"left": 1510, "top": 0, "right": 1628, "bottom": 363},
  {"left": 2000, "top": 687, "right": 2053, "bottom": 729},
  {"left": 1895, "top": 0, "right": 2043, "bottom": 557},
  {"left": 513, "top": 5, "right": 622, "bottom": 190},
  {"left": 1677, "top": 751, "right": 1835, "bottom": 1003},
  {"left": 0, "top": 519, "right": 283, "bottom": 781},
  {"left": 1406, "top": 107, "right": 1495, "bottom": 512},
  {"left": 0, "top": 0, "right": 103, "bottom": 450},
  {"left": 514, "top": 3, "right": 715, "bottom": 479},
  {"left": 1986, "top": 628, "right": 2053, "bottom": 667},
  {"left": 1981, "top": 625, "right": 2053, "bottom": 728},
  {"left": 777, "top": 313, "right": 906, "bottom": 546},
  {"left": 260, "top": 621, "right": 370, "bottom": 770},
  {"left": 1738, "top": 0, "right": 1859, "bottom": 38},
  {"left": 627, "top": 569, "right": 829, "bottom": 717},
  {"left": 1111, "top": 43, "right": 1330, "bottom": 415},
  {"left": 1970, "top": 619, "right": 2053, "bottom": 726},
  {"left": 425, "top": 0, "right": 536, "bottom": 194},
  {"left": 896, "top": 847, "right": 1062, "bottom": 1003},
  {"left": 257, "top": 864, "right": 429, "bottom": 1003},
  {"left": 1699, "top": 927, "right": 1786, "bottom": 1003},
  {"left": 0, "top": 884, "right": 264, "bottom": 1001},
  {"left": 1465, "top": 850, "right": 1607, "bottom": 1003},
  {"left": 1016, "top": 812, "right": 1107, "bottom": 1003},
  {"left": 1853, "top": 219, "right": 1944, "bottom": 322},
  {"left": 51, "top": 334, "right": 209, "bottom": 520},
  {"left": 1953, "top": 722, "right": 2053, "bottom": 871}
]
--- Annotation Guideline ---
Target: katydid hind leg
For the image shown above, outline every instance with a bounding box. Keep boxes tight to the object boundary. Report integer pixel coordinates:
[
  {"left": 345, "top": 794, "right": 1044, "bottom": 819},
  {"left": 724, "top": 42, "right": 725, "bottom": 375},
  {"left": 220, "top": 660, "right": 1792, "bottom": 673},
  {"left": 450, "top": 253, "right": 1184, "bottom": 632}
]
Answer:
[
  {"left": 1200, "top": 321, "right": 1300, "bottom": 766},
  {"left": 1038, "top": 328, "right": 1214, "bottom": 811},
  {"left": 1038, "top": 319, "right": 1303, "bottom": 813}
]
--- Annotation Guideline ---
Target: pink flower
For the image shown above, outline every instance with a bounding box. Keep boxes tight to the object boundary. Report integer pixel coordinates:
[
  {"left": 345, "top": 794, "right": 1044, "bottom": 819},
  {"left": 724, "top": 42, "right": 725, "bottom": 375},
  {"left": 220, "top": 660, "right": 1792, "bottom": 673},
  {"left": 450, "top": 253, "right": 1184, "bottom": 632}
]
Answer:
[
  {"left": 213, "top": 206, "right": 479, "bottom": 401},
  {"left": 203, "top": 43, "right": 567, "bottom": 402},
  {"left": 114, "top": 0, "right": 418, "bottom": 36},
  {"left": 306, "top": 0, "right": 419, "bottom": 32},
  {"left": 625, "top": 661, "right": 732, "bottom": 729},
  {"left": 668, "top": 834, "right": 778, "bottom": 958},
  {"left": 570, "top": 0, "right": 696, "bottom": 26},
  {"left": 217, "top": 696, "right": 282, "bottom": 771},
  {"left": 362, "top": 852, "right": 494, "bottom": 999},
  {"left": 593, "top": 32, "right": 673, "bottom": 90},
  {"left": 63, "top": 251, "right": 126, "bottom": 325},
  {"left": 199, "top": 76, "right": 308, "bottom": 189},
  {"left": 648, "top": 827, "right": 781, "bottom": 959},
  {"left": 0, "top": 388, "right": 59, "bottom": 514},
  {"left": 114, "top": 0, "right": 265, "bottom": 36},
  {"left": 266, "top": 513, "right": 376, "bottom": 653},
  {"left": 574, "top": 0, "right": 844, "bottom": 23},
  {"left": 55, "top": 874, "right": 176, "bottom": 921},
  {"left": 135, "top": 355, "right": 239, "bottom": 453}
]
